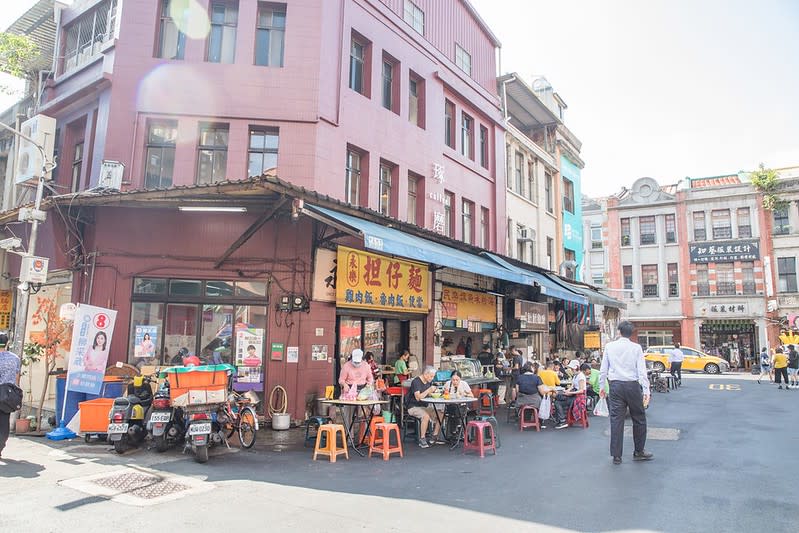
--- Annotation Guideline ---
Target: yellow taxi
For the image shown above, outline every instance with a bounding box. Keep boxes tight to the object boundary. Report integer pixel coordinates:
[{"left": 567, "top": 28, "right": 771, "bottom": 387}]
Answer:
[{"left": 644, "top": 345, "right": 730, "bottom": 374}]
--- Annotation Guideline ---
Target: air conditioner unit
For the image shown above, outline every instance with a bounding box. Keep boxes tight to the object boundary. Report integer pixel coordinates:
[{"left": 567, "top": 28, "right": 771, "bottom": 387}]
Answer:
[
  {"left": 98, "top": 160, "right": 124, "bottom": 190},
  {"left": 15, "top": 114, "right": 56, "bottom": 184}
]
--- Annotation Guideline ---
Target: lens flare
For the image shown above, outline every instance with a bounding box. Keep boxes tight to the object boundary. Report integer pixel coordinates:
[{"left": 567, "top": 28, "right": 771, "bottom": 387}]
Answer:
[{"left": 171, "top": 0, "right": 210, "bottom": 39}]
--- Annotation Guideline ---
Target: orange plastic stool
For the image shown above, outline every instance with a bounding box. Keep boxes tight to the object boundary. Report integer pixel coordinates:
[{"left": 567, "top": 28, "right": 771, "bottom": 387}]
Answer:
[
  {"left": 313, "top": 424, "right": 349, "bottom": 462},
  {"left": 368, "top": 423, "right": 403, "bottom": 461},
  {"left": 463, "top": 420, "right": 497, "bottom": 458},
  {"left": 566, "top": 400, "right": 590, "bottom": 429},
  {"left": 359, "top": 416, "right": 384, "bottom": 445},
  {"left": 519, "top": 405, "right": 540, "bottom": 432}
]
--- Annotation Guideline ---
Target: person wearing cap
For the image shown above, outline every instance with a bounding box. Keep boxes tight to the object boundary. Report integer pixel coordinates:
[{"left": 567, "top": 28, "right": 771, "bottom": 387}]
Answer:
[
  {"left": 338, "top": 349, "right": 374, "bottom": 394},
  {"left": 600, "top": 320, "right": 653, "bottom": 464},
  {"left": 0, "top": 333, "right": 21, "bottom": 460},
  {"left": 552, "top": 359, "right": 586, "bottom": 429}
]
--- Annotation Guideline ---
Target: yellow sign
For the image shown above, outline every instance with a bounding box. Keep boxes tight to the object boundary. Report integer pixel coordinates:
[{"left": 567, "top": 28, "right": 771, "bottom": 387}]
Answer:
[
  {"left": 583, "top": 331, "right": 601, "bottom": 349},
  {"left": 441, "top": 286, "right": 496, "bottom": 323},
  {"left": 336, "top": 246, "right": 430, "bottom": 313},
  {"left": 0, "top": 290, "right": 12, "bottom": 330}
]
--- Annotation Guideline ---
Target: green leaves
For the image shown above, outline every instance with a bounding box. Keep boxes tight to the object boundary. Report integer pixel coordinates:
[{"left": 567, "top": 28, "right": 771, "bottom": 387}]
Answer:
[
  {"left": 0, "top": 33, "right": 40, "bottom": 78},
  {"left": 749, "top": 163, "right": 788, "bottom": 211}
]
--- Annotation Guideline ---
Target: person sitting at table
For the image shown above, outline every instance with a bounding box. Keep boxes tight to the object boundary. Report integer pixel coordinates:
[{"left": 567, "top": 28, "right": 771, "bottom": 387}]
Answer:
[
  {"left": 393, "top": 350, "right": 410, "bottom": 385},
  {"left": 538, "top": 360, "right": 562, "bottom": 389},
  {"left": 586, "top": 363, "right": 607, "bottom": 403},
  {"left": 405, "top": 366, "right": 446, "bottom": 448},
  {"left": 516, "top": 362, "right": 548, "bottom": 411},
  {"left": 443, "top": 370, "right": 474, "bottom": 398},
  {"left": 553, "top": 360, "right": 587, "bottom": 429}
]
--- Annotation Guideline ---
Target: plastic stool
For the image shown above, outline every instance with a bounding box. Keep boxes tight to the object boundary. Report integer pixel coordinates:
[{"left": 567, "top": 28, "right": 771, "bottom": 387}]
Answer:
[
  {"left": 368, "top": 423, "right": 403, "bottom": 461},
  {"left": 519, "top": 405, "right": 540, "bottom": 432},
  {"left": 473, "top": 415, "right": 501, "bottom": 448},
  {"left": 566, "top": 403, "right": 590, "bottom": 429},
  {"left": 463, "top": 420, "right": 497, "bottom": 458},
  {"left": 304, "top": 416, "right": 332, "bottom": 447},
  {"left": 359, "top": 416, "right": 384, "bottom": 445},
  {"left": 313, "top": 424, "right": 349, "bottom": 462},
  {"left": 478, "top": 390, "right": 495, "bottom": 416}
]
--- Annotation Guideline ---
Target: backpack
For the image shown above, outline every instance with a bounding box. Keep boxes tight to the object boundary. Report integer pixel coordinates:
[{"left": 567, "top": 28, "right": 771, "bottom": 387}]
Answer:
[
  {"left": 761, "top": 353, "right": 770, "bottom": 366},
  {"left": 0, "top": 382, "right": 23, "bottom": 414}
]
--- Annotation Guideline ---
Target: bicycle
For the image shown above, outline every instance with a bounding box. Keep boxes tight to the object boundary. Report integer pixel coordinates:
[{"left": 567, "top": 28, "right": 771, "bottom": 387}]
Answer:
[{"left": 216, "top": 391, "right": 259, "bottom": 449}]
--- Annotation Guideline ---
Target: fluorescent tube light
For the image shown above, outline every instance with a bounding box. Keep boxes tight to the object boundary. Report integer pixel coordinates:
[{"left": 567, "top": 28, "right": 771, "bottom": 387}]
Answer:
[{"left": 178, "top": 206, "right": 248, "bottom": 213}]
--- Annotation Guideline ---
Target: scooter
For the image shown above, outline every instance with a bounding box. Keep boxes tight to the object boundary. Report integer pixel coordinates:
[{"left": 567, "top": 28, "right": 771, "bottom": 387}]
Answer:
[
  {"left": 185, "top": 407, "right": 223, "bottom": 463},
  {"left": 107, "top": 376, "right": 153, "bottom": 454},
  {"left": 147, "top": 378, "right": 185, "bottom": 452}
]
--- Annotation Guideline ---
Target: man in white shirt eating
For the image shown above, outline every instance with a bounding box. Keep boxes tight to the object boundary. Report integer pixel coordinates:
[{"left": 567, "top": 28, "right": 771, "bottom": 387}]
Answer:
[{"left": 600, "top": 321, "right": 653, "bottom": 465}]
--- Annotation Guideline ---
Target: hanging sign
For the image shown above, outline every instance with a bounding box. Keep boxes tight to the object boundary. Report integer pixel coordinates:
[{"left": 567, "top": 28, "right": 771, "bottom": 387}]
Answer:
[
  {"left": 584, "top": 331, "right": 601, "bottom": 349},
  {"left": 65, "top": 304, "right": 117, "bottom": 395},
  {"left": 336, "top": 246, "right": 430, "bottom": 313},
  {"left": 441, "top": 286, "right": 496, "bottom": 323},
  {"left": 515, "top": 300, "right": 548, "bottom": 331},
  {"left": 0, "top": 290, "right": 12, "bottom": 330}
]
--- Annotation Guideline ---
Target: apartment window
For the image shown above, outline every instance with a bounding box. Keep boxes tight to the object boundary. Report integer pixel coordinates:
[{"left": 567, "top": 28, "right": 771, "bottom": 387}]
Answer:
[
  {"left": 196, "top": 123, "right": 229, "bottom": 184},
  {"left": 255, "top": 3, "right": 286, "bottom": 67},
  {"left": 455, "top": 44, "right": 471, "bottom": 76},
  {"left": 444, "top": 191, "right": 454, "bottom": 238},
  {"left": 62, "top": 0, "right": 117, "bottom": 74},
  {"left": 462, "top": 200, "right": 474, "bottom": 244},
  {"left": 207, "top": 1, "right": 238, "bottom": 63},
  {"left": 381, "top": 55, "right": 398, "bottom": 112},
  {"left": 564, "top": 249, "right": 576, "bottom": 279},
  {"left": 737, "top": 207, "right": 751, "bottom": 238},
  {"left": 516, "top": 226, "right": 527, "bottom": 263},
  {"left": 711, "top": 209, "right": 732, "bottom": 239},
  {"left": 562, "top": 178, "right": 574, "bottom": 213},
  {"left": 623, "top": 265, "right": 633, "bottom": 291},
  {"left": 773, "top": 207, "right": 790, "bottom": 235},
  {"left": 641, "top": 265, "right": 658, "bottom": 297},
  {"left": 742, "top": 261, "right": 755, "bottom": 294},
  {"left": 407, "top": 174, "right": 418, "bottom": 224},
  {"left": 461, "top": 113, "right": 474, "bottom": 159},
  {"left": 696, "top": 264, "right": 709, "bottom": 296},
  {"left": 247, "top": 128, "right": 279, "bottom": 177},
  {"left": 480, "top": 207, "right": 489, "bottom": 249},
  {"left": 157, "top": 0, "right": 186, "bottom": 59},
  {"left": 693, "top": 211, "right": 706, "bottom": 241},
  {"left": 71, "top": 142, "right": 84, "bottom": 193},
  {"left": 403, "top": 0, "right": 424, "bottom": 35},
  {"left": 716, "top": 263, "right": 735, "bottom": 295},
  {"left": 639, "top": 216, "right": 656, "bottom": 245},
  {"left": 665, "top": 214, "right": 676, "bottom": 243},
  {"left": 591, "top": 225, "right": 602, "bottom": 249},
  {"left": 621, "top": 218, "right": 631, "bottom": 246},
  {"left": 545, "top": 172, "right": 553, "bottom": 213},
  {"left": 408, "top": 73, "right": 425, "bottom": 128},
  {"left": 349, "top": 34, "right": 370, "bottom": 96},
  {"left": 778, "top": 257, "right": 797, "bottom": 293},
  {"left": 546, "top": 237, "right": 554, "bottom": 270},
  {"left": 345, "top": 148, "right": 363, "bottom": 206},
  {"left": 444, "top": 100, "right": 455, "bottom": 148},
  {"left": 479, "top": 126, "right": 489, "bottom": 169},
  {"left": 514, "top": 152, "right": 524, "bottom": 194},
  {"left": 378, "top": 162, "right": 393, "bottom": 216},
  {"left": 668, "top": 263, "right": 678, "bottom": 297},
  {"left": 526, "top": 161, "right": 536, "bottom": 202},
  {"left": 144, "top": 121, "right": 177, "bottom": 189}
]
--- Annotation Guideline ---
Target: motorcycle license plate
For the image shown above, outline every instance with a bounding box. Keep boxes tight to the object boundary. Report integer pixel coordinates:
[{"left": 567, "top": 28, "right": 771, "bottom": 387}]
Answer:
[
  {"left": 150, "top": 412, "right": 171, "bottom": 423},
  {"left": 107, "top": 423, "right": 128, "bottom": 434},
  {"left": 188, "top": 423, "right": 212, "bottom": 436}
]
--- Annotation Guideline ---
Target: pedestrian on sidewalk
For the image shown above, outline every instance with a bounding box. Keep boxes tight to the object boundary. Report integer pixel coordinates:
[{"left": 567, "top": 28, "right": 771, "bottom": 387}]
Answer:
[
  {"left": 599, "top": 321, "right": 653, "bottom": 465},
  {"left": 757, "top": 348, "right": 771, "bottom": 384},
  {"left": 786, "top": 345, "right": 798, "bottom": 389},
  {"left": 0, "top": 333, "right": 22, "bottom": 460},
  {"left": 772, "top": 347, "right": 789, "bottom": 390},
  {"left": 669, "top": 342, "right": 684, "bottom": 385}
]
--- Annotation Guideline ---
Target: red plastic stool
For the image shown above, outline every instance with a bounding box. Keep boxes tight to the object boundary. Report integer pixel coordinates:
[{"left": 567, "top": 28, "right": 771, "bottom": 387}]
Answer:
[
  {"left": 368, "top": 422, "right": 403, "bottom": 461},
  {"left": 566, "top": 401, "right": 589, "bottom": 429},
  {"left": 463, "top": 420, "right": 497, "bottom": 458},
  {"left": 518, "top": 405, "right": 540, "bottom": 432}
]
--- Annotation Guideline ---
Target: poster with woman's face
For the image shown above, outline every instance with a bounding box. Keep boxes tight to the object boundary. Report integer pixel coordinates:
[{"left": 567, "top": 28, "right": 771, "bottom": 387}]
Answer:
[{"left": 134, "top": 325, "right": 158, "bottom": 358}]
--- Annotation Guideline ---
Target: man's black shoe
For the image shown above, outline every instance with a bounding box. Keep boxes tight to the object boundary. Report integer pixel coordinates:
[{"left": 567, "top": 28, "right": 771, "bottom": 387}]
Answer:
[
  {"left": 633, "top": 450, "right": 654, "bottom": 461},
  {"left": 613, "top": 456, "right": 622, "bottom": 465}
]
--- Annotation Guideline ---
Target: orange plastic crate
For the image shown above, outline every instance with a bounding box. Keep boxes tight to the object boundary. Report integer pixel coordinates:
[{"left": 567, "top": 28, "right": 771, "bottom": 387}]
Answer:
[{"left": 79, "top": 398, "right": 115, "bottom": 434}]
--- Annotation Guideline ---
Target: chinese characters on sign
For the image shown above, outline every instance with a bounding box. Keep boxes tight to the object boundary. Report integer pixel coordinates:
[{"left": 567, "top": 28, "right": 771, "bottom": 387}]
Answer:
[
  {"left": 432, "top": 211, "right": 445, "bottom": 234},
  {"left": 65, "top": 304, "right": 117, "bottom": 395},
  {"left": 432, "top": 163, "right": 445, "bottom": 184},
  {"left": 336, "top": 246, "right": 431, "bottom": 313},
  {"left": 0, "top": 290, "right": 12, "bottom": 330},
  {"left": 441, "top": 286, "right": 496, "bottom": 323},
  {"left": 705, "top": 302, "right": 749, "bottom": 316},
  {"left": 514, "top": 300, "right": 548, "bottom": 331},
  {"left": 689, "top": 239, "right": 760, "bottom": 263}
]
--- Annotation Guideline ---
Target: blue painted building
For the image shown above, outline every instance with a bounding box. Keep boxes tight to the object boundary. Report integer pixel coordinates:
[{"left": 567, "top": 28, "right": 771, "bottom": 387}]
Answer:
[{"left": 558, "top": 131, "right": 585, "bottom": 281}]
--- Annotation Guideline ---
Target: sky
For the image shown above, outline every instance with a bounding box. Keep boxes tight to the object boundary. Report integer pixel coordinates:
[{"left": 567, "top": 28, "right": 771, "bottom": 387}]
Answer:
[{"left": 2, "top": 0, "right": 799, "bottom": 196}]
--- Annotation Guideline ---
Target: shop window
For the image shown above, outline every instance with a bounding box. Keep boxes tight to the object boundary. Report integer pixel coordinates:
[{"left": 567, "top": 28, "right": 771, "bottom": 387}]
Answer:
[
  {"left": 133, "top": 278, "right": 168, "bottom": 295},
  {"left": 638, "top": 330, "right": 673, "bottom": 350},
  {"left": 169, "top": 279, "right": 203, "bottom": 297},
  {"left": 129, "top": 302, "right": 164, "bottom": 363}
]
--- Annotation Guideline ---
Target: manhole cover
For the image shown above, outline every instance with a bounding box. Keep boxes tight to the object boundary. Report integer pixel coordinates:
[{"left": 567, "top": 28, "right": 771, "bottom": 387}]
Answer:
[
  {"left": 91, "top": 472, "right": 189, "bottom": 499},
  {"left": 603, "top": 426, "right": 680, "bottom": 441}
]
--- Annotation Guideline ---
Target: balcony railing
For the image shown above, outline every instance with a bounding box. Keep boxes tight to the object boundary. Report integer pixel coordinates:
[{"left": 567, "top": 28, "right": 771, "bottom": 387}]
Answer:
[
  {"left": 742, "top": 281, "right": 756, "bottom": 294},
  {"left": 738, "top": 225, "right": 752, "bottom": 238},
  {"left": 642, "top": 284, "right": 658, "bottom": 297},
  {"left": 713, "top": 226, "right": 732, "bottom": 239},
  {"left": 591, "top": 241, "right": 603, "bottom": 249},
  {"left": 774, "top": 224, "right": 791, "bottom": 236},
  {"left": 697, "top": 283, "right": 710, "bottom": 296},
  {"left": 694, "top": 229, "right": 706, "bottom": 241},
  {"left": 640, "top": 233, "right": 656, "bottom": 245},
  {"left": 716, "top": 282, "right": 736, "bottom": 295}
]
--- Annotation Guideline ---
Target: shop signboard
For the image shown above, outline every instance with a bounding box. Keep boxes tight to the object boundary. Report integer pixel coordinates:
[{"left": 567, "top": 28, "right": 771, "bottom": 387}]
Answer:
[
  {"left": 702, "top": 302, "right": 749, "bottom": 316},
  {"left": 584, "top": 331, "right": 601, "bottom": 349},
  {"left": 336, "top": 246, "right": 430, "bottom": 313},
  {"left": 689, "top": 239, "right": 759, "bottom": 263},
  {"left": 441, "top": 286, "right": 495, "bottom": 323},
  {"left": 0, "top": 290, "right": 12, "bottom": 330},
  {"left": 514, "top": 300, "right": 548, "bottom": 331},
  {"left": 65, "top": 304, "right": 117, "bottom": 395},
  {"left": 312, "top": 248, "right": 337, "bottom": 302}
]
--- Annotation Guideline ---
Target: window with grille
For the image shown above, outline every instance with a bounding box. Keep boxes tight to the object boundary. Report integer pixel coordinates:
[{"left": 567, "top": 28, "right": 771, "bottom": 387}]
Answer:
[
  {"left": 741, "top": 261, "right": 755, "bottom": 294},
  {"left": 145, "top": 121, "right": 177, "bottom": 189},
  {"left": 62, "top": 0, "right": 118, "bottom": 74},
  {"left": 715, "top": 263, "right": 735, "bottom": 295},
  {"left": 255, "top": 3, "right": 286, "bottom": 67},
  {"left": 737, "top": 207, "right": 751, "bottom": 238},
  {"left": 693, "top": 211, "right": 706, "bottom": 241},
  {"left": 207, "top": 1, "right": 238, "bottom": 63},
  {"left": 642, "top": 264, "right": 658, "bottom": 297},
  {"left": 639, "top": 216, "right": 656, "bottom": 244},
  {"left": 621, "top": 218, "right": 631, "bottom": 246},
  {"left": 247, "top": 128, "right": 279, "bottom": 177},
  {"left": 665, "top": 214, "right": 676, "bottom": 243},
  {"left": 196, "top": 123, "right": 229, "bottom": 184},
  {"left": 696, "top": 264, "right": 709, "bottom": 295},
  {"left": 712, "top": 209, "right": 732, "bottom": 239},
  {"left": 668, "top": 263, "right": 678, "bottom": 297}
]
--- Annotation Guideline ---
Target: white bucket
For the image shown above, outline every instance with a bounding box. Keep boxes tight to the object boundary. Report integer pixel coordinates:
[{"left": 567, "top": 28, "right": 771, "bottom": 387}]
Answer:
[{"left": 271, "top": 413, "right": 291, "bottom": 430}]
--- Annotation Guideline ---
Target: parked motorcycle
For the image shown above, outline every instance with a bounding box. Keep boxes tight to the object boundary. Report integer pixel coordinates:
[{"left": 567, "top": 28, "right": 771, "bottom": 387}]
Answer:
[
  {"left": 185, "top": 407, "right": 220, "bottom": 464},
  {"left": 147, "top": 378, "right": 185, "bottom": 452},
  {"left": 107, "top": 376, "right": 153, "bottom": 454}
]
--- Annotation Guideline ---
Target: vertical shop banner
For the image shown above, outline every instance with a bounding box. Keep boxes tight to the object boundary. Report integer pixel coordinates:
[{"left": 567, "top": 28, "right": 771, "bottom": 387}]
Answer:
[
  {"left": 336, "top": 246, "right": 430, "bottom": 313},
  {"left": 0, "top": 290, "right": 12, "bottom": 330},
  {"left": 133, "top": 325, "right": 158, "bottom": 358},
  {"left": 65, "top": 304, "right": 117, "bottom": 395},
  {"left": 235, "top": 328, "right": 264, "bottom": 384}
]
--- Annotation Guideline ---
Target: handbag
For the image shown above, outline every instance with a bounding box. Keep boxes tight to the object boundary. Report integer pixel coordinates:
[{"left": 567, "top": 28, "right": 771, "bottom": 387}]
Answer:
[
  {"left": 538, "top": 395, "right": 551, "bottom": 420},
  {"left": 0, "top": 382, "right": 23, "bottom": 414},
  {"left": 593, "top": 397, "right": 609, "bottom": 417}
]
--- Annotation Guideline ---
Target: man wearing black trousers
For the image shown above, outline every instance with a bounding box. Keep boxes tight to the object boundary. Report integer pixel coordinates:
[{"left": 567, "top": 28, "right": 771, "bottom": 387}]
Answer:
[{"left": 599, "top": 321, "right": 653, "bottom": 465}]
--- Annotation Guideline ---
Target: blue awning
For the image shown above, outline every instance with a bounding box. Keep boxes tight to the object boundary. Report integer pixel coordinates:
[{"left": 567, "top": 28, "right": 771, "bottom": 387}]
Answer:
[
  {"left": 482, "top": 253, "right": 588, "bottom": 305},
  {"left": 306, "top": 205, "right": 536, "bottom": 285},
  {"left": 546, "top": 276, "right": 627, "bottom": 310}
]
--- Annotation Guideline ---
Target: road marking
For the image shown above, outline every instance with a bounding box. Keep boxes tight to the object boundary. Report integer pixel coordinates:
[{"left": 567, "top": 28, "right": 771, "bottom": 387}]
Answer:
[{"left": 708, "top": 384, "right": 741, "bottom": 390}]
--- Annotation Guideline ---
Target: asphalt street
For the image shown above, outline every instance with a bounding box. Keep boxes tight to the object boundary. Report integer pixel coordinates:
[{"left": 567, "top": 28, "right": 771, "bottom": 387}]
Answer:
[{"left": 1, "top": 373, "right": 797, "bottom": 533}]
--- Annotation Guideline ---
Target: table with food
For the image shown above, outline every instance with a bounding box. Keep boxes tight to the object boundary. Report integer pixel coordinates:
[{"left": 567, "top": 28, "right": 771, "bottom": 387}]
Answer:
[
  {"left": 421, "top": 393, "right": 479, "bottom": 449},
  {"left": 321, "top": 398, "right": 388, "bottom": 456}
]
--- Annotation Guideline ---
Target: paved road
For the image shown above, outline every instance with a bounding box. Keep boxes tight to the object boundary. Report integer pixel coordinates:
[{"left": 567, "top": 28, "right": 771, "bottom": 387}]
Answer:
[{"left": 1, "top": 374, "right": 797, "bottom": 532}]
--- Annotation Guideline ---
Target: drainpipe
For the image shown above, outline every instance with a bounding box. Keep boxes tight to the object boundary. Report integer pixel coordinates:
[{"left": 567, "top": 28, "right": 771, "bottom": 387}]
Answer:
[{"left": 500, "top": 74, "right": 516, "bottom": 122}]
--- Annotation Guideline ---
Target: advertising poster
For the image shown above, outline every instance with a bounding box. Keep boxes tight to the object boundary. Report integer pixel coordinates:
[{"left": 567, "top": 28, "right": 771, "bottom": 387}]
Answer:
[
  {"left": 270, "top": 342, "right": 285, "bottom": 361},
  {"left": 134, "top": 325, "right": 158, "bottom": 358},
  {"left": 287, "top": 346, "right": 299, "bottom": 363},
  {"left": 312, "top": 344, "right": 328, "bottom": 361},
  {"left": 235, "top": 328, "right": 264, "bottom": 384},
  {"left": 65, "top": 304, "right": 117, "bottom": 395}
]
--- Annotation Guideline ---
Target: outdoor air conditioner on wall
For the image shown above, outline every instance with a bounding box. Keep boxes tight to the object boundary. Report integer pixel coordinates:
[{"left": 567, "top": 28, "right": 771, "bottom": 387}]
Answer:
[{"left": 15, "top": 114, "right": 56, "bottom": 184}]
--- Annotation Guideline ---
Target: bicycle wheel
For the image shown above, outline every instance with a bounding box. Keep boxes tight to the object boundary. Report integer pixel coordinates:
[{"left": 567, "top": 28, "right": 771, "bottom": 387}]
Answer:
[{"left": 237, "top": 407, "right": 257, "bottom": 449}]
